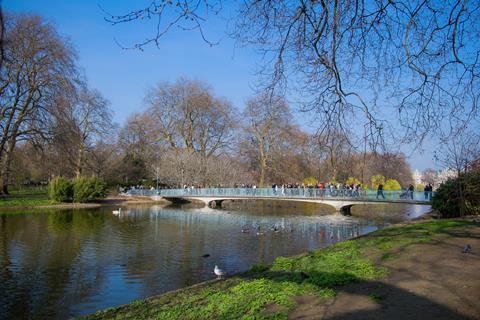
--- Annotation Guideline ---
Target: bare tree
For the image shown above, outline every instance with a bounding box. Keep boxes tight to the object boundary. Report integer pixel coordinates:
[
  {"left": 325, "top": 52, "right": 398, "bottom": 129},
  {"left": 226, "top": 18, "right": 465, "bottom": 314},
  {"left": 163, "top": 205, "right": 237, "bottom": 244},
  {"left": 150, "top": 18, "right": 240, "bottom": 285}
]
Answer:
[
  {"left": 145, "top": 78, "right": 236, "bottom": 157},
  {"left": 107, "top": 1, "right": 480, "bottom": 151},
  {"left": 0, "top": 14, "right": 77, "bottom": 193},
  {"left": 435, "top": 124, "right": 480, "bottom": 216},
  {"left": 158, "top": 149, "right": 249, "bottom": 187},
  {"left": 314, "top": 129, "right": 353, "bottom": 182},
  {"left": 118, "top": 112, "right": 159, "bottom": 164},
  {"left": 422, "top": 169, "right": 438, "bottom": 185},
  {"left": 102, "top": 1, "right": 223, "bottom": 49},
  {"left": 243, "top": 93, "right": 291, "bottom": 186},
  {"left": 268, "top": 125, "right": 314, "bottom": 183},
  {"left": 436, "top": 126, "right": 480, "bottom": 175},
  {"left": 54, "top": 87, "right": 113, "bottom": 177}
]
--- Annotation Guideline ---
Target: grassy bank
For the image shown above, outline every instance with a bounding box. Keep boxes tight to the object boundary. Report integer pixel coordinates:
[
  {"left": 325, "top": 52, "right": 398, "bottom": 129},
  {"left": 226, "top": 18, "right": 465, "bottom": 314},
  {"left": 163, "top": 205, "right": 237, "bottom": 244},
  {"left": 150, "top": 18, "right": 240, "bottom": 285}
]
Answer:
[
  {"left": 84, "top": 219, "right": 476, "bottom": 320},
  {"left": 0, "top": 188, "right": 53, "bottom": 207},
  {"left": 0, "top": 189, "right": 169, "bottom": 213}
]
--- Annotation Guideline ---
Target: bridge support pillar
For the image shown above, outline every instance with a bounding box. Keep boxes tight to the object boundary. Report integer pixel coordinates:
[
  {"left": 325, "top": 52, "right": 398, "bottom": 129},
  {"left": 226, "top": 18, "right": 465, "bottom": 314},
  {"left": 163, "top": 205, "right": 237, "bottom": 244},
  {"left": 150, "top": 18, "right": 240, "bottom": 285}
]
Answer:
[
  {"left": 208, "top": 200, "right": 225, "bottom": 208},
  {"left": 340, "top": 205, "right": 354, "bottom": 215}
]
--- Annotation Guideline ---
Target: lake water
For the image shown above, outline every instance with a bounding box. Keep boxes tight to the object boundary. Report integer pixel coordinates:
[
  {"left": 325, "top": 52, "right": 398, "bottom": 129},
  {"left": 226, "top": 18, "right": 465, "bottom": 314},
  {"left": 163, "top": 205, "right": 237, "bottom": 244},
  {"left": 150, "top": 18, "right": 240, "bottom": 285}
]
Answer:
[{"left": 0, "top": 203, "right": 430, "bottom": 319}]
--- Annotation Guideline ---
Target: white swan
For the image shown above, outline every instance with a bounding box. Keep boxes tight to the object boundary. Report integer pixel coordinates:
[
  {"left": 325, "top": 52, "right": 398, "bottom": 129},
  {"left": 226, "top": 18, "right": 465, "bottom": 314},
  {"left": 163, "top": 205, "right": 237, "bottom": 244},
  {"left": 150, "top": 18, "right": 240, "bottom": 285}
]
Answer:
[
  {"left": 214, "top": 265, "right": 225, "bottom": 279},
  {"left": 112, "top": 208, "right": 121, "bottom": 215}
]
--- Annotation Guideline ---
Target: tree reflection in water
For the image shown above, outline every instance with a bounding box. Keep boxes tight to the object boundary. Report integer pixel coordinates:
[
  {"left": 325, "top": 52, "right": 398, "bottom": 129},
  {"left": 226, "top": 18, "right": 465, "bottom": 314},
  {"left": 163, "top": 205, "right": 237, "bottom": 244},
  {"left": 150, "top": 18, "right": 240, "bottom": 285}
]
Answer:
[{"left": 0, "top": 203, "right": 428, "bottom": 319}]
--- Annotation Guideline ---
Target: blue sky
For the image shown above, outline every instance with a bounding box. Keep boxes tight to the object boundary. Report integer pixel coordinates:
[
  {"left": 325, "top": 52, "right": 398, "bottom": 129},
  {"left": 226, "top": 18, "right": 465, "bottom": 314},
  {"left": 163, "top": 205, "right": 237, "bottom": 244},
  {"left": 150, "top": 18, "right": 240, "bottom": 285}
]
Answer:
[
  {"left": 4, "top": 0, "right": 256, "bottom": 122},
  {"left": 4, "top": 0, "right": 437, "bottom": 170}
]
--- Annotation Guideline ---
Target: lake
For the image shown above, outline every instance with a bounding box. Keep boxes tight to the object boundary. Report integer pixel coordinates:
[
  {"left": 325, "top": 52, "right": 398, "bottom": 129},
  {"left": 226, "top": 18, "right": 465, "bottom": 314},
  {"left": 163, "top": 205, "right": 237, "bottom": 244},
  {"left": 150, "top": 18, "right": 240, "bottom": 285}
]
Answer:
[{"left": 0, "top": 202, "right": 430, "bottom": 319}]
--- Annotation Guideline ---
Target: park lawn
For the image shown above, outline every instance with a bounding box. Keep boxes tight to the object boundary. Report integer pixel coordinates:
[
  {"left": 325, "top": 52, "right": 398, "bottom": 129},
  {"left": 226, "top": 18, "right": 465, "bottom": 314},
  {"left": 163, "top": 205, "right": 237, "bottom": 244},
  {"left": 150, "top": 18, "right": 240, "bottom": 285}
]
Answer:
[
  {"left": 0, "top": 188, "right": 53, "bottom": 207},
  {"left": 83, "top": 219, "right": 475, "bottom": 320}
]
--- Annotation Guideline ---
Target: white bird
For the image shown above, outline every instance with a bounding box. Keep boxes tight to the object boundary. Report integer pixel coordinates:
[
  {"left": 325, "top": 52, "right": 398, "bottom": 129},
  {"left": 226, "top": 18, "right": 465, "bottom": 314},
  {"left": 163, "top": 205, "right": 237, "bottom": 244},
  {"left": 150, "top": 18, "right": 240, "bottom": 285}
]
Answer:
[
  {"left": 214, "top": 265, "right": 226, "bottom": 279},
  {"left": 112, "top": 208, "right": 122, "bottom": 215}
]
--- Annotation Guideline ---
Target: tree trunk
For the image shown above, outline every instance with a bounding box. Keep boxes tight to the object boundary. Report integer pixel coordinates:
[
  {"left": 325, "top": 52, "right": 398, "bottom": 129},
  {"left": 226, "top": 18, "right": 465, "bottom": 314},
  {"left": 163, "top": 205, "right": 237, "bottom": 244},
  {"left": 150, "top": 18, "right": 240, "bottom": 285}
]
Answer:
[
  {"left": 259, "top": 156, "right": 267, "bottom": 187},
  {"left": 0, "top": 137, "right": 16, "bottom": 195},
  {"left": 0, "top": 173, "right": 9, "bottom": 195},
  {"left": 75, "top": 145, "right": 84, "bottom": 177}
]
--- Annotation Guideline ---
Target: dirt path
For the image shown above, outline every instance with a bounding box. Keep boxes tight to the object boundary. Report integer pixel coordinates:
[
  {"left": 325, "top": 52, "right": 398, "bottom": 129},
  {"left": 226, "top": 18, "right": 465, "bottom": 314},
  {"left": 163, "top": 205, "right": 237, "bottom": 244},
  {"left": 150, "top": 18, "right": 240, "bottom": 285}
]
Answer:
[{"left": 289, "top": 223, "right": 480, "bottom": 319}]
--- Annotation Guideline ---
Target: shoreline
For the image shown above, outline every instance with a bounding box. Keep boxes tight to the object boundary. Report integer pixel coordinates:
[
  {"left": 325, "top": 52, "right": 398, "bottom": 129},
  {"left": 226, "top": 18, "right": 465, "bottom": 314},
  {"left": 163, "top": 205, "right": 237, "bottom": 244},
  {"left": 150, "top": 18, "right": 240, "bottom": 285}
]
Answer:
[
  {"left": 82, "top": 215, "right": 479, "bottom": 320},
  {"left": 0, "top": 195, "right": 170, "bottom": 211}
]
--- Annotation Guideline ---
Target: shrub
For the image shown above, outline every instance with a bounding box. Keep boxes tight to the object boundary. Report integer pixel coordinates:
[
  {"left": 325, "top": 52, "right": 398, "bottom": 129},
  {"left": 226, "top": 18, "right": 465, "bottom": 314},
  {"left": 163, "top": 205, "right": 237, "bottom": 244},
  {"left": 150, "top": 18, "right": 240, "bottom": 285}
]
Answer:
[
  {"left": 48, "top": 177, "right": 73, "bottom": 203},
  {"left": 370, "top": 174, "right": 385, "bottom": 190},
  {"left": 384, "top": 179, "right": 402, "bottom": 191},
  {"left": 72, "top": 176, "right": 107, "bottom": 203},
  {"left": 432, "top": 170, "right": 480, "bottom": 217},
  {"left": 303, "top": 176, "right": 318, "bottom": 186},
  {"left": 346, "top": 177, "right": 361, "bottom": 186}
]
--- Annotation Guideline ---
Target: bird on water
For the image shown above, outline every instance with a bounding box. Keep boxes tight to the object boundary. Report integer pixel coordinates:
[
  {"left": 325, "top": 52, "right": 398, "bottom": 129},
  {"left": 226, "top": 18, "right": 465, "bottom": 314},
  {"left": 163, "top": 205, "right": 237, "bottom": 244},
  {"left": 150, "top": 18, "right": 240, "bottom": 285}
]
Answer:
[
  {"left": 112, "top": 208, "right": 121, "bottom": 215},
  {"left": 214, "top": 265, "right": 226, "bottom": 279}
]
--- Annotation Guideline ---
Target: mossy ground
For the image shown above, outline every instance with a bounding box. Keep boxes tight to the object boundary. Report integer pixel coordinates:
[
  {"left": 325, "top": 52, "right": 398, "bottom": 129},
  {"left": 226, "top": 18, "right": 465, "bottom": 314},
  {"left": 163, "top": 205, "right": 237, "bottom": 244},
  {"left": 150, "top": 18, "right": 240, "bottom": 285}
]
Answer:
[{"left": 84, "top": 219, "right": 475, "bottom": 320}]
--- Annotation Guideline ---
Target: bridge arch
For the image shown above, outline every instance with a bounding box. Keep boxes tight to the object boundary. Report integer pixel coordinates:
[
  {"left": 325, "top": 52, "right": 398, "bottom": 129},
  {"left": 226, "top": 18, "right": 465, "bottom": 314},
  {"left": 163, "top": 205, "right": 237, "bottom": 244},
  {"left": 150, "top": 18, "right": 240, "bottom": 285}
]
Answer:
[{"left": 164, "top": 196, "right": 360, "bottom": 215}]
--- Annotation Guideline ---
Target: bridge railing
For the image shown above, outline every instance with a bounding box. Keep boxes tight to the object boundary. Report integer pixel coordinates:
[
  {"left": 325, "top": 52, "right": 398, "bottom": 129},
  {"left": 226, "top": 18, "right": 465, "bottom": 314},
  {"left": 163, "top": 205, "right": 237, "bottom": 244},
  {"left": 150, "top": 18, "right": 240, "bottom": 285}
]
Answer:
[{"left": 126, "top": 188, "right": 432, "bottom": 202}]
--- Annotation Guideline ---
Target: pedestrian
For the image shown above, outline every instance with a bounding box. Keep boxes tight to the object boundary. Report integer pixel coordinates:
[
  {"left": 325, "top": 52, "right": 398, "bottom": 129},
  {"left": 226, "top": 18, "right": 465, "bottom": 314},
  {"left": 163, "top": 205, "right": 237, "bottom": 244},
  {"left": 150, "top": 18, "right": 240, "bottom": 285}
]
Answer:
[
  {"left": 427, "top": 183, "right": 433, "bottom": 200},
  {"left": 408, "top": 184, "right": 414, "bottom": 200},
  {"left": 377, "top": 183, "right": 385, "bottom": 199}
]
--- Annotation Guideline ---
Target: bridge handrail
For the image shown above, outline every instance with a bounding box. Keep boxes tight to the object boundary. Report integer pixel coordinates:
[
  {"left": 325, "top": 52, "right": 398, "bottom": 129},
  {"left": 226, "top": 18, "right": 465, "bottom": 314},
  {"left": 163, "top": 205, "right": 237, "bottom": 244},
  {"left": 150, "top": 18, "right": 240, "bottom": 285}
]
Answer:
[{"left": 125, "top": 187, "right": 432, "bottom": 202}]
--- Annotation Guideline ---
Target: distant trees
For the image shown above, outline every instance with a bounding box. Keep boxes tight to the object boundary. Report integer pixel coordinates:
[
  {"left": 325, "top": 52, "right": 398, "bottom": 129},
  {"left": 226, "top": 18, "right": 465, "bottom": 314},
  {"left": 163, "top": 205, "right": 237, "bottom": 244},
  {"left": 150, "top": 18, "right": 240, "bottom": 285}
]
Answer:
[
  {"left": 145, "top": 78, "right": 236, "bottom": 157},
  {"left": 314, "top": 130, "right": 353, "bottom": 182},
  {"left": 53, "top": 87, "right": 113, "bottom": 177},
  {"left": 0, "top": 13, "right": 417, "bottom": 191},
  {"left": 242, "top": 94, "right": 292, "bottom": 186},
  {"left": 355, "top": 153, "right": 413, "bottom": 188},
  {"left": 112, "top": 78, "right": 246, "bottom": 187}
]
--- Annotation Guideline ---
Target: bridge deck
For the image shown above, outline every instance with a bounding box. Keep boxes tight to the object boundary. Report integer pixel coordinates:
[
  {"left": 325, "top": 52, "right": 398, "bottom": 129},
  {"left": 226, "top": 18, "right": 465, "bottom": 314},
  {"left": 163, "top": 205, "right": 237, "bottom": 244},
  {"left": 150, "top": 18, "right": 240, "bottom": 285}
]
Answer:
[{"left": 127, "top": 188, "right": 432, "bottom": 208}]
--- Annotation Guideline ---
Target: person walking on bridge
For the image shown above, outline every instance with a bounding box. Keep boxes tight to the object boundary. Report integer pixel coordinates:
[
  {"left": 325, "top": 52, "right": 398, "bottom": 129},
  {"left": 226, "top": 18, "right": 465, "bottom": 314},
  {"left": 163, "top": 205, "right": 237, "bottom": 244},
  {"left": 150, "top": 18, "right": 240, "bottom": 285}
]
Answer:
[
  {"left": 376, "top": 184, "right": 385, "bottom": 199},
  {"left": 408, "top": 184, "right": 415, "bottom": 200}
]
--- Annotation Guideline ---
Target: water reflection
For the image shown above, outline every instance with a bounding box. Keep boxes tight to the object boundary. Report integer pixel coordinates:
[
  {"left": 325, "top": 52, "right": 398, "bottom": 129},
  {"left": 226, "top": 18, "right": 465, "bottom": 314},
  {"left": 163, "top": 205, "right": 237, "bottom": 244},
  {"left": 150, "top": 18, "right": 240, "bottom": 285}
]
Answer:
[{"left": 0, "top": 204, "right": 427, "bottom": 319}]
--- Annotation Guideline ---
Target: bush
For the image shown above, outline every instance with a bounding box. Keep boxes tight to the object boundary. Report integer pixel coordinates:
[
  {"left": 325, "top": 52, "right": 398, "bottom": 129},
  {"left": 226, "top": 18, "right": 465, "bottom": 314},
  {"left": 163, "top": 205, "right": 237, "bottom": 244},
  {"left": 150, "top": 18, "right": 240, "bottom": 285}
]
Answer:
[
  {"left": 346, "top": 177, "right": 361, "bottom": 186},
  {"left": 303, "top": 176, "right": 318, "bottom": 186},
  {"left": 370, "top": 174, "right": 385, "bottom": 190},
  {"left": 48, "top": 177, "right": 73, "bottom": 203},
  {"left": 432, "top": 170, "right": 480, "bottom": 217},
  {"left": 384, "top": 179, "right": 402, "bottom": 191},
  {"left": 72, "top": 176, "right": 107, "bottom": 203}
]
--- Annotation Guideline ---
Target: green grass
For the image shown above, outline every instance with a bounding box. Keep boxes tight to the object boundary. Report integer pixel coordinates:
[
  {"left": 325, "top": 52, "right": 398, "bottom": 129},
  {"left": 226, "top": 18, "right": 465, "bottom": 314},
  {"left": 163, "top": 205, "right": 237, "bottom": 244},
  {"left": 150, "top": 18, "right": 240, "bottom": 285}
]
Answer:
[
  {"left": 0, "top": 187, "right": 53, "bottom": 207},
  {"left": 83, "top": 219, "right": 476, "bottom": 320}
]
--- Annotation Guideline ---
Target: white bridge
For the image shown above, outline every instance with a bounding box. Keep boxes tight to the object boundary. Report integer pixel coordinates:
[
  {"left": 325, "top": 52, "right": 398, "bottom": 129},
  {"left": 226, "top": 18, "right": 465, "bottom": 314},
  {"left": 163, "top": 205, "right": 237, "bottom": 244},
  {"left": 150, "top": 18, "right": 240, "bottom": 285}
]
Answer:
[{"left": 127, "top": 188, "right": 432, "bottom": 215}]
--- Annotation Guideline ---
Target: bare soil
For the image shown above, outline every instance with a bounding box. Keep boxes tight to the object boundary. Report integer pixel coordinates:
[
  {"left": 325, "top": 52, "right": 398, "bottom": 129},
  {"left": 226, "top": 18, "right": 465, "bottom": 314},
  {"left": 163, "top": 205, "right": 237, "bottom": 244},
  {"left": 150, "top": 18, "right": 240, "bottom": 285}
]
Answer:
[{"left": 288, "top": 222, "right": 480, "bottom": 319}]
